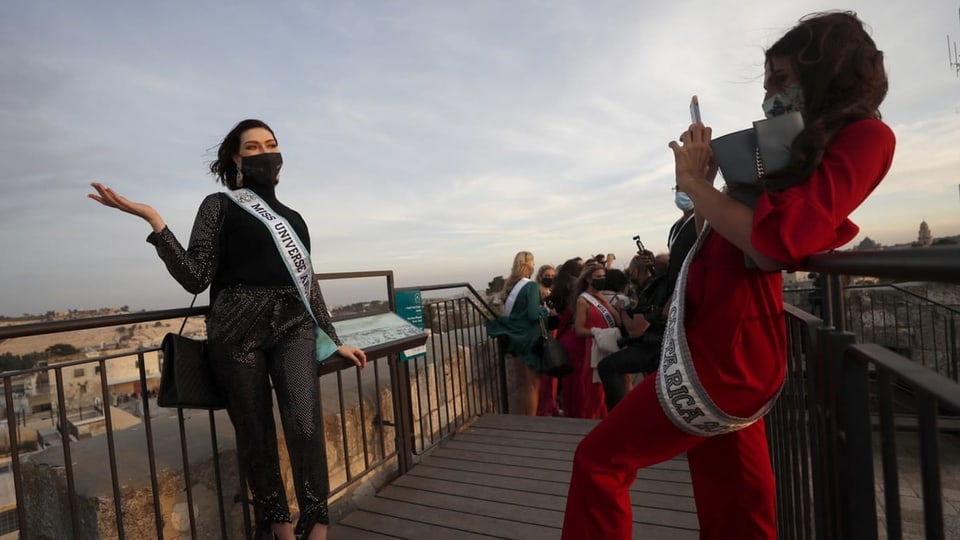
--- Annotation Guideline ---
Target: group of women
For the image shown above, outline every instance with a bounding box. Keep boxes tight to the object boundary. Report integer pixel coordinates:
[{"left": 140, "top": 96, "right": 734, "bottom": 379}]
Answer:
[
  {"left": 489, "top": 253, "right": 631, "bottom": 419},
  {"left": 90, "top": 10, "right": 895, "bottom": 540}
]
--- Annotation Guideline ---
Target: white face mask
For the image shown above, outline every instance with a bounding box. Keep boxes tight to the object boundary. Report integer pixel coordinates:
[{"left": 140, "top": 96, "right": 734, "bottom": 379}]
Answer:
[
  {"left": 762, "top": 83, "right": 804, "bottom": 119},
  {"left": 674, "top": 191, "right": 694, "bottom": 211}
]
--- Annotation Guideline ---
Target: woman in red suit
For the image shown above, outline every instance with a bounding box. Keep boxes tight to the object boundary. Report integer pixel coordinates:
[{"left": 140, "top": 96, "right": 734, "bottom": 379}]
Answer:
[{"left": 562, "top": 11, "right": 895, "bottom": 539}]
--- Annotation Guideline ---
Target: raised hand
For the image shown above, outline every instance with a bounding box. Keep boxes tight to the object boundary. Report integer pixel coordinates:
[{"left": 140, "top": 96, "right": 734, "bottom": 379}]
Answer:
[
  {"left": 88, "top": 182, "right": 165, "bottom": 232},
  {"left": 668, "top": 123, "right": 714, "bottom": 194}
]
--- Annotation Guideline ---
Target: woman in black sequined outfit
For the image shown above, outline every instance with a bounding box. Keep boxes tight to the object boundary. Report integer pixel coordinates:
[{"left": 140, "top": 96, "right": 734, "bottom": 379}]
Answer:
[{"left": 89, "top": 119, "right": 367, "bottom": 540}]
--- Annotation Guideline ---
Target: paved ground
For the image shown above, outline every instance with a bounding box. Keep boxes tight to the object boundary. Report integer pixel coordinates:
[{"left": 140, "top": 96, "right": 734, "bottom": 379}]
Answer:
[{"left": 875, "top": 430, "right": 960, "bottom": 539}]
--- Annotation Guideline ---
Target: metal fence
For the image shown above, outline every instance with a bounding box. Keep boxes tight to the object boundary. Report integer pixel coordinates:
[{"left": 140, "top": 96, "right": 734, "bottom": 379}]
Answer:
[
  {"left": 396, "top": 284, "right": 507, "bottom": 462},
  {"left": 768, "top": 247, "right": 960, "bottom": 539},
  {"left": 785, "top": 281, "right": 959, "bottom": 383},
  {"left": 0, "top": 272, "right": 508, "bottom": 538},
  {"left": 0, "top": 310, "right": 397, "bottom": 539}
]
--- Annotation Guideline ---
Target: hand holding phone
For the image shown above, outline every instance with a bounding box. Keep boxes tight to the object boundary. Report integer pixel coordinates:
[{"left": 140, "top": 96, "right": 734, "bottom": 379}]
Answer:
[{"left": 689, "top": 95, "right": 701, "bottom": 124}]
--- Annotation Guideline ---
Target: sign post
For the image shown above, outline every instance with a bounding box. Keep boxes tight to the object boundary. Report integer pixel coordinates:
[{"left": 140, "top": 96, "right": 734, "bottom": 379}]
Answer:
[{"left": 394, "top": 290, "right": 427, "bottom": 362}]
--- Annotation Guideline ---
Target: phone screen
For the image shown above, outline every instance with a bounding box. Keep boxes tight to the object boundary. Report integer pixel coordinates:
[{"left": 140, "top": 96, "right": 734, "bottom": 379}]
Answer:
[{"left": 690, "top": 95, "right": 701, "bottom": 124}]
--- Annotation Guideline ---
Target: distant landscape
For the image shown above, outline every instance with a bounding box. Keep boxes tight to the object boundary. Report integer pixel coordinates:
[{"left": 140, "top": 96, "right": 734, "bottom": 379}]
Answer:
[{"left": 0, "top": 300, "right": 395, "bottom": 367}]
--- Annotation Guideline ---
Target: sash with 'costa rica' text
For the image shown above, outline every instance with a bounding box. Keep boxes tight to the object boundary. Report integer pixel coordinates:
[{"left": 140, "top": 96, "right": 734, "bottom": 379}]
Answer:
[{"left": 655, "top": 223, "right": 783, "bottom": 436}]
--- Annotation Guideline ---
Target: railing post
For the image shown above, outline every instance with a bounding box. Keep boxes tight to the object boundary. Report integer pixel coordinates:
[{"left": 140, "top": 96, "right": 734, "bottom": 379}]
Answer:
[
  {"left": 810, "top": 326, "right": 842, "bottom": 539},
  {"left": 834, "top": 331, "right": 878, "bottom": 540},
  {"left": 389, "top": 353, "right": 416, "bottom": 474},
  {"left": 950, "top": 314, "right": 957, "bottom": 381},
  {"left": 824, "top": 274, "right": 846, "bottom": 332},
  {"left": 917, "top": 393, "right": 946, "bottom": 540}
]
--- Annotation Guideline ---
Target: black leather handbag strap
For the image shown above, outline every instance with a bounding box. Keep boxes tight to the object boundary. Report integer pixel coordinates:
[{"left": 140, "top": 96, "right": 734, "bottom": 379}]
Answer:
[{"left": 177, "top": 294, "right": 199, "bottom": 335}]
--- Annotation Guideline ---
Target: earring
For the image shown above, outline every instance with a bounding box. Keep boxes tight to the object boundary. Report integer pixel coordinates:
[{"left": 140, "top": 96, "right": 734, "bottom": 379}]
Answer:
[{"left": 236, "top": 168, "right": 243, "bottom": 187}]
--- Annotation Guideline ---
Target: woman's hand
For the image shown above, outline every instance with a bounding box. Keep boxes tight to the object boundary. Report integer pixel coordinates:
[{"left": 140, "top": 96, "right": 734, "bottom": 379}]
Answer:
[
  {"left": 337, "top": 345, "right": 368, "bottom": 369},
  {"left": 668, "top": 123, "right": 714, "bottom": 194},
  {"left": 88, "top": 182, "right": 166, "bottom": 233}
]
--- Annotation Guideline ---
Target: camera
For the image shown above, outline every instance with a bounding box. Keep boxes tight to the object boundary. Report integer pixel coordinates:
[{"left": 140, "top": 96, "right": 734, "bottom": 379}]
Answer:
[{"left": 631, "top": 235, "right": 656, "bottom": 274}]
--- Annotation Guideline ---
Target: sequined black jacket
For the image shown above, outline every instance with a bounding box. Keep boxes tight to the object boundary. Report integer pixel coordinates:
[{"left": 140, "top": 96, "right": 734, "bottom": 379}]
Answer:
[{"left": 146, "top": 185, "right": 341, "bottom": 344}]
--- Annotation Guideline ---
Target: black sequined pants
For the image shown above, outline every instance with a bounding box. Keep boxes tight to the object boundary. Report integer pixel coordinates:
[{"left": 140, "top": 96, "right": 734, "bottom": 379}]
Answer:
[{"left": 207, "top": 285, "right": 330, "bottom": 537}]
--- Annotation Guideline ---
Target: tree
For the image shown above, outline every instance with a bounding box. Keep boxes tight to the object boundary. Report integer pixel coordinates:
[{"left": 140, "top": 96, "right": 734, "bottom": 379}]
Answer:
[
  {"left": 0, "top": 353, "right": 34, "bottom": 371},
  {"left": 46, "top": 344, "right": 80, "bottom": 357},
  {"left": 486, "top": 276, "right": 505, "bottom": 296}
]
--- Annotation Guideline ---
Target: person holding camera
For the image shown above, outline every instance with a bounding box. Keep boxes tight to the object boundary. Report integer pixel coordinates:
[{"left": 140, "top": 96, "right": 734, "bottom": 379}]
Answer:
[
  {"left": 595, "top": 253, "right": 667, "bottom": 411},
  {"left": 563, "top": 12, "right": 895, "bottom": 539},
  {"left": 596, "top": 191, "right": 698, "bottom": 411}
]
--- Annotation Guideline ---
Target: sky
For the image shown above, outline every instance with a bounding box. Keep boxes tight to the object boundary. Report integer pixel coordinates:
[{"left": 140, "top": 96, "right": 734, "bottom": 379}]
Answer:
[{"left": 1, "top": 1, "right": 958, "bottom": 316}]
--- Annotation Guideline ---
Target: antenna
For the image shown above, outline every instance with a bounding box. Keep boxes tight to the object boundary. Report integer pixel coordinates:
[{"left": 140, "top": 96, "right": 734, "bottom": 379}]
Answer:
[{"left": 950, "top": 7, "right": 960, "bottom": 76}]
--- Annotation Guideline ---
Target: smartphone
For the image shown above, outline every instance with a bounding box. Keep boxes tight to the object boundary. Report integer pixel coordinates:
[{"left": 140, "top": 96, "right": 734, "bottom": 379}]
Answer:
[{"left": 689, "top": 95, "right": 701, "bottom": 124}]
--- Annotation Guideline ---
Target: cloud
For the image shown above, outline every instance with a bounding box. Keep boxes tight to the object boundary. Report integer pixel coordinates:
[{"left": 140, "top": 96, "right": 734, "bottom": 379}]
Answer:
[{"left": 1, "top": 0, "right": 958, "bottom": 316}]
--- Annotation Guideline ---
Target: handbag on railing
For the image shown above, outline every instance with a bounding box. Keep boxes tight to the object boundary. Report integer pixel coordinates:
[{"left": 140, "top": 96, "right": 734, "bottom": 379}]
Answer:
[
  {"left": 533, "top": 320, "right": 573, "bottom": 377},
  {"left": 157, "top": 295, "right": 226, "bottom": 410}
]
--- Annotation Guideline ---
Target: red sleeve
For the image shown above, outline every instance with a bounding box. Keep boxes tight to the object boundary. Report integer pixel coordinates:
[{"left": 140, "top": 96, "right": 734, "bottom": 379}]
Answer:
[{"left": 751, "top": 119, "right": 895, "bottom": 265}]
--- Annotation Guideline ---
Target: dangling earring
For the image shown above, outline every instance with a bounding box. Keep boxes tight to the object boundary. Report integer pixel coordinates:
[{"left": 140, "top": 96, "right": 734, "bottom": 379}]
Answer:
[{"left": 236, "top": 168, "right": 243, "bottom": 187}]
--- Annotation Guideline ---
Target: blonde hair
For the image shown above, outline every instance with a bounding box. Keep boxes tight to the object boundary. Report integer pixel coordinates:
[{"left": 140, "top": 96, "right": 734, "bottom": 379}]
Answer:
[
  {"left": 573, "top": 261, "right": 606, "bottom": 299},
  {"left": 502, "top": 251, "right": 535, "bottom": 299},
  {"left": 535, "top": 264, "right": 556, "bottom": 299}
]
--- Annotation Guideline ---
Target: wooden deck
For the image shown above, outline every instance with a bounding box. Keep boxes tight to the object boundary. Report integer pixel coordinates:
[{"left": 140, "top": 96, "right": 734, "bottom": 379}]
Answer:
[{"left": 332, "top": 414, "right": 699, "bottom": 539}]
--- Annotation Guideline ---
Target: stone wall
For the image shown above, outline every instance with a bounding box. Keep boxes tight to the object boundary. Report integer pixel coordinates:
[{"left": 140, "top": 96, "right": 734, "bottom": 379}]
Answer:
[{"left": 408, "top": 332, "right": 502, "bottom": 450}]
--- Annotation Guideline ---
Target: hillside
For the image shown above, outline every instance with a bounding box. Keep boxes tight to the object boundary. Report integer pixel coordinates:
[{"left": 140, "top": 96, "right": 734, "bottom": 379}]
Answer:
[{"left": 0, "top": 317, "right": 207, "bottom": 358}]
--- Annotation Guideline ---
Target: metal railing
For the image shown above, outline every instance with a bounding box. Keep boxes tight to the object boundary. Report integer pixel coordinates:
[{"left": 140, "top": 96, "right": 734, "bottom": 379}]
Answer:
[
  {"left": 397, "top": 284, "right": 506, "bottom": 461},
  {"left": 768, "top": 246, "right": 960, "bottom": 539},
  {"left": 0, "top": 310, "right": 399, "bottom": 539},
  {"left": 784, "top": 280, "right": 959, "bottom": 383},
  {"left": 0, "top": 272, "right": 507, "bottom": 538}
]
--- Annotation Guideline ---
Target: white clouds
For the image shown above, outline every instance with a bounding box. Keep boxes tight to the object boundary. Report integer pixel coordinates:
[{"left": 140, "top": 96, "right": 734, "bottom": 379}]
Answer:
[{"left": 1, "top": 1, "right": 958, "bottom": 315}]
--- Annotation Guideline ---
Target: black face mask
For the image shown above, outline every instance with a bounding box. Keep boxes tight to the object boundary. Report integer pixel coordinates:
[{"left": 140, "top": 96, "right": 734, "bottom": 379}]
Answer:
[
  {"left": 240, "top": 152, "right": 283, "bottom": 187},
  {"left": 590, "top": 278, "right": 606, "bottom": 291},
  {"left": 541, "top": 277, "right": 555, "bottom": 288}
]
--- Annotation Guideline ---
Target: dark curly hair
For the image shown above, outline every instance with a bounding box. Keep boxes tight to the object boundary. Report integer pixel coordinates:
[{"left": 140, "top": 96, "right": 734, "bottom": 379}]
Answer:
[
  {"left": 208, "top": 119, "right": 277, "bottom": 189},
  {"left": 763, "top": 11, "right": 887, "bottom": 190},
  {"left": 546, "top": 258, "right": 583, "bottom": 313}
]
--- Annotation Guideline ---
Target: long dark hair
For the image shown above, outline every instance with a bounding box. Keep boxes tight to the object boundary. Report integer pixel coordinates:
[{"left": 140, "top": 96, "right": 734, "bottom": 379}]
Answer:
[
  {"left": 209, "top": 119, "right": 277, "bottom": 189},
  {"left": 546, "top": 258, "right": 583, "bottom": 313},
  {"left": 764, "top": 11, "right": 887, "bottom": 190}
]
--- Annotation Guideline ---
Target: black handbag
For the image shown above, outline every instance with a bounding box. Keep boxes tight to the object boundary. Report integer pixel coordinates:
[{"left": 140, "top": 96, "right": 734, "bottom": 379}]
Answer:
[
  {"left": 710, "top": 111, "right": 805, "bottom": 194},
  {"left": 157, "top": 296, "right": 226, "bottom": 410},
  {"left": 533, "top": 321, "right": 573, "bottom": 377}
]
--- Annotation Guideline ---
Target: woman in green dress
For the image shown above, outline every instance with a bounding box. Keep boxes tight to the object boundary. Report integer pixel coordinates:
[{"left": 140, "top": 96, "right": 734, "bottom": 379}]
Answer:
[{"left": 487, "top": 251, "right": 548, "bottom": 415}]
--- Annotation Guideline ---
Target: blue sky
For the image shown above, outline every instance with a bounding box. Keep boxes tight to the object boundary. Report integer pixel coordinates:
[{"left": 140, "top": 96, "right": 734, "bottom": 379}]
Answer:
[{"left": 1, "top": 1, "right": 958, "bottom": 316}]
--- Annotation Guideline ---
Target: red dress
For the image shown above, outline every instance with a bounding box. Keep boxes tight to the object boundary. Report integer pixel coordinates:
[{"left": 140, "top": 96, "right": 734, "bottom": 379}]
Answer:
[
  {"left": 562, "top": 119, "right": 895, "bottom": 540},
  {"left": 559, "top": 300, "right": 611, "bottom": 419}
]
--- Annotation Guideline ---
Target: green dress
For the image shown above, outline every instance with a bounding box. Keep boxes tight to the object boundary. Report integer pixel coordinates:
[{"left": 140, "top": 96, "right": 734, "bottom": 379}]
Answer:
[{"left": 486, "top": 280, "right": 548, "bottom": 371}]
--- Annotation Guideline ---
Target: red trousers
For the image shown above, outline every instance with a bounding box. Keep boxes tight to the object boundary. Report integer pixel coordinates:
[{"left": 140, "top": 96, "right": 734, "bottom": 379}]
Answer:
[{"left": 561, "top": 375, "right": 777, "bottom": 539}]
